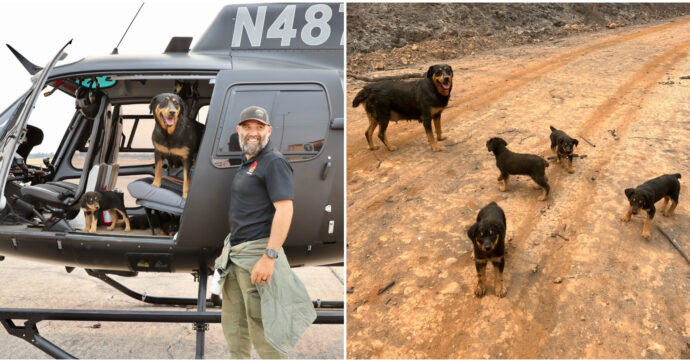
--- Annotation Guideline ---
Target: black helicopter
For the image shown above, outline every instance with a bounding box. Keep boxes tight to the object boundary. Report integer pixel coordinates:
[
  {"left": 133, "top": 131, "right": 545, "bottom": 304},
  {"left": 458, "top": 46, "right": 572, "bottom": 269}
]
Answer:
[{"left": 0, "top": 3, "right": 344, "bottom": 358}]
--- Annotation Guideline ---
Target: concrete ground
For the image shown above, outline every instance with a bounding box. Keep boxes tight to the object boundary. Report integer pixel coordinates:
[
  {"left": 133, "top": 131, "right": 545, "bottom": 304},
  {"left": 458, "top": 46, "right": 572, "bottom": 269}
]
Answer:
[{"left": 0, "top": 257, "right": 343, "bottom": 359}]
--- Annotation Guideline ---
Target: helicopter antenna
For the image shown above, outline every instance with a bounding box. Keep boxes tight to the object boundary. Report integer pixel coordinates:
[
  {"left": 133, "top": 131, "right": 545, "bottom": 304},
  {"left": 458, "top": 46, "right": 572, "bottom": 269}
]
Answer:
[{"left": 111, "top": 3, "right": 145, "bottom": 55}]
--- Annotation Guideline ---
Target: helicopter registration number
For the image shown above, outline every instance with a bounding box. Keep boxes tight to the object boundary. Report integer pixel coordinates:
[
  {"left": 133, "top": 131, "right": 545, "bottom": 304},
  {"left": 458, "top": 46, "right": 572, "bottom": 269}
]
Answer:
[{"left": 231, "top": 3, "right": 344, "bottom": 50}]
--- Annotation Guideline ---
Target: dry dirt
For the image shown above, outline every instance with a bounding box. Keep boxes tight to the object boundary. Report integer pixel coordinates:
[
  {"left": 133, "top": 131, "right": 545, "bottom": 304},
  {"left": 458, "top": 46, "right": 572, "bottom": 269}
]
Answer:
[{"left": 346, "top": 16, "right": 690, "bottom": 359}]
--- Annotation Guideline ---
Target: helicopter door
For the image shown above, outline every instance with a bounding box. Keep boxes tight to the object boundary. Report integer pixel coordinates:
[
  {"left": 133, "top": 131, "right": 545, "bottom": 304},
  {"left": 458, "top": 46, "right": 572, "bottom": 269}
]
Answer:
[
  {"left": 196, "top": 69, "right": 342, "bottom": 250},
  {"left": 0, "top": 40, "right": 72, "bottom": 211}
]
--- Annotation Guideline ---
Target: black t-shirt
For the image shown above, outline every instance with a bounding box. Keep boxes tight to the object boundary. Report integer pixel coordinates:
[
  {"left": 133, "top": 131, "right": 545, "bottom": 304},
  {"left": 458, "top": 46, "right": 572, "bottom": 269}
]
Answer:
[{"left": 228, "top": 143, "right": 294, "bottom": 246}]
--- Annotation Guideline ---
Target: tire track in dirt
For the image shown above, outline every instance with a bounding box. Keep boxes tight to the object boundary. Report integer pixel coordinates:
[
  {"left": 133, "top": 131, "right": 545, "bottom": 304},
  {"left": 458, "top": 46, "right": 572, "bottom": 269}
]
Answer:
[
  {"left": 348, "top": 15, "right": 690, "bottom": 174},
  {"left": 502, "top": 36, "right": 690, "bottom": 357}
]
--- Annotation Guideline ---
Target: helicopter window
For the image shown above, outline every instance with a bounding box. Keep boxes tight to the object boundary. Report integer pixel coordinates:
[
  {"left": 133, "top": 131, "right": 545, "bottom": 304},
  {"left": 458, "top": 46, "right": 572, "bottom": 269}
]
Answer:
[
  {"left": 274, "top": 90, "right": 328, "bottom": 160},
  {"left": 211, "top": 83, "right": 329, "bottom": 168},
  {"left": 20, "top": 88, "right": 84, "bottom": 169}
]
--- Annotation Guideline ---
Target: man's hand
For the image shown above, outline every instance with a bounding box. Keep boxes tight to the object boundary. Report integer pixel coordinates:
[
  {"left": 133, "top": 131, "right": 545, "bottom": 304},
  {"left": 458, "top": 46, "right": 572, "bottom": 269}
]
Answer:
[{"left": 251, "top": 255, "right": 276, "bottom": 284}]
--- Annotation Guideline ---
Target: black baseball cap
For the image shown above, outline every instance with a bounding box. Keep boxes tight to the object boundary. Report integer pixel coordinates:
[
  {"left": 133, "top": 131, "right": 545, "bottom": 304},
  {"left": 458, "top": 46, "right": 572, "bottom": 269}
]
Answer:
[{"left": 239, "top": 106, "right": 270, "bottom": 126}]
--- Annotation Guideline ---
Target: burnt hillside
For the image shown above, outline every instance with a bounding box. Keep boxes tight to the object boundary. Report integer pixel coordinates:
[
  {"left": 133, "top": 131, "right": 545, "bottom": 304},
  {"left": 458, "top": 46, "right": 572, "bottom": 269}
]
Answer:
[{"left": 347, "top": 3, "right": 690, "bottom": 72}]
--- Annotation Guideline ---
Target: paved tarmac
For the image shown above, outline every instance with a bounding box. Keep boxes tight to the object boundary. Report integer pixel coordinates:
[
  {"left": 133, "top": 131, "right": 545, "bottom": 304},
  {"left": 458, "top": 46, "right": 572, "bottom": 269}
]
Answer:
[{"left": 0, "top": 257, "right": 343, "bottom": 359}]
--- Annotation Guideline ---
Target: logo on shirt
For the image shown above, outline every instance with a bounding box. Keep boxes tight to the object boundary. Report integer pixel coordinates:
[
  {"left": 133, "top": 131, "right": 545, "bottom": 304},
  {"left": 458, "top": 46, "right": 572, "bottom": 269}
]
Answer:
[{"left": 247, "top": 161, "right": 258, "bottom": 175}]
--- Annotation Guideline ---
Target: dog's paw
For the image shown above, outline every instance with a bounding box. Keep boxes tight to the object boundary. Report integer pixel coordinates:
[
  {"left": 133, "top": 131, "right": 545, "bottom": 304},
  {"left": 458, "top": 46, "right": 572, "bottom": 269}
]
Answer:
[
  {"left": 437, "top": 135, "right": 447, "bottom": 141},
  {"left": 641, "top": 230, "right": 651, "bottom": 239},
  {"left": 107, "top": 225, "right": 115, "bottom": 231},
  {"left": 474, "top": 282, "right": 486, "bottom": 297},
  {"left": 82, "top": 227, "right": 89, "bottom": 233},
  {"left": 368, "top": 145, "right": 380, "bottom": 151},
  {"left": 124, "top": 226, "right": 131, "bottom": 232},
  {"left": 621, "top": 215, "right": 631, "bottom": 222},
  {"left": 151, "top": 180, "right": 162, "bottom": 188},
  {"left": 537, "top": 194, "right": 548, "bottom": 201},
  {"left": 567, "top": 168, "right": 575, "bottom": 174},
  {"left": 497, "top": 285, "right": 507, "bottom": 298},
  {"left": 430, "top": 145, "right": 441, "bottom": 152},
  {"left": 497, "top": 175, "right": 503, "bottom": 181}
]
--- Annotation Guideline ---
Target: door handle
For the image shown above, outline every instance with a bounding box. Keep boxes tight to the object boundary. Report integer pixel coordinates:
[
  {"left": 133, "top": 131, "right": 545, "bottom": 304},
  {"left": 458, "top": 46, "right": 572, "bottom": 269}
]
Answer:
[{"left": 321, "top": 161, "right": 331, "bottom": 180}]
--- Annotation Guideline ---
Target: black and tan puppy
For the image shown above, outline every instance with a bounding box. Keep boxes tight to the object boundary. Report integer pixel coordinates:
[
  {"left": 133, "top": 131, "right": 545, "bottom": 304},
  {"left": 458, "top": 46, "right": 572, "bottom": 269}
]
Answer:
[
  {"left": 487, "top": 137, "right": 550, "bottom": 201},
  {"left": 467, "top": 202, "right": 507, "bottom": 298},
  {"left": 621, "top": 173, "right": 681, "bottom": 238},
  {"left": 549, "top": 125, "right": 579, "bottom": 173},
  {"left": 352, "top": 64, "right": 453, "bottom": 152},
  {"left": 150, "top": 93, "right": 203, "bottom": 199},
  {"left": 80, "top": 191, "right": 130, "bottom": 233}
]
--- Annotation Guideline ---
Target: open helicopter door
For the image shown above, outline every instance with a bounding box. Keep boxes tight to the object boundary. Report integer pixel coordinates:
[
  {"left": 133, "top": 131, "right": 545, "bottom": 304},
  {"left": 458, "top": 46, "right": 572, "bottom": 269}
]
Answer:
[{"left": 0, "top": 40, "right": 71, "bottom": 211}]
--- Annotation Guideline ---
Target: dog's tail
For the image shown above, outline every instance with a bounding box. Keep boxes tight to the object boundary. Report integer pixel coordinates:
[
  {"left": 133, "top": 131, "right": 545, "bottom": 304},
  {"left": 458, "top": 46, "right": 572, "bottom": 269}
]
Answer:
[
  {"left": 549, "top": 125, "right": 557, "bottom": 132},
  {"left": 673, "top": 173, "right": 681, "bottom": 179},
  {"left": 352, "top": 88, "right": 369, "bottom": 108}
]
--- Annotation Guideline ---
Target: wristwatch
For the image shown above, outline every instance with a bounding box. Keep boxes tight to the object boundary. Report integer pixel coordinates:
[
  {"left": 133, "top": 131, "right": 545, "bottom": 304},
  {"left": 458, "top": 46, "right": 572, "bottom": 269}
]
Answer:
[{"left": 264, "top": 248, "right": 278, "bottom": 259}]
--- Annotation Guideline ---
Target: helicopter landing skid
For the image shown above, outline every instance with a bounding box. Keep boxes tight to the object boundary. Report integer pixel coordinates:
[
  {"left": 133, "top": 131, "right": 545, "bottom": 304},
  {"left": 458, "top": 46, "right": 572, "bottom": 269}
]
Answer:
[{"left": 0, "top": 264, "right": 344, "bottom": 359}]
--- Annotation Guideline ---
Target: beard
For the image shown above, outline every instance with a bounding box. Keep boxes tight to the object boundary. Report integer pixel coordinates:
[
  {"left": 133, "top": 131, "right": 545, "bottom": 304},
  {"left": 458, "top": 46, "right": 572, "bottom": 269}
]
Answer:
[{"left": 239, "top": 133, "right": 270, "bottom": 156}]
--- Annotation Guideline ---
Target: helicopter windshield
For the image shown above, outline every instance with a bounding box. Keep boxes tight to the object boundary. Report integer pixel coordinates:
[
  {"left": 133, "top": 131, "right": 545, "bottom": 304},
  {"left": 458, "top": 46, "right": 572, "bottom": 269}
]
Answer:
[{"left": 0, "top": 91, "right": 31, "bottom": 143}]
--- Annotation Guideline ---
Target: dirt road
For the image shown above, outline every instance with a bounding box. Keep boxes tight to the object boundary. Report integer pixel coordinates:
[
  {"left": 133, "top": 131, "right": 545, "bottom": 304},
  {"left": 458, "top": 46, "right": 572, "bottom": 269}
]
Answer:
[
  {"left": 0, "top": 258, "right": 343, "bottom": 359},
  {"left": 347, "top": 16, "right": 690, "bottom": 359}
]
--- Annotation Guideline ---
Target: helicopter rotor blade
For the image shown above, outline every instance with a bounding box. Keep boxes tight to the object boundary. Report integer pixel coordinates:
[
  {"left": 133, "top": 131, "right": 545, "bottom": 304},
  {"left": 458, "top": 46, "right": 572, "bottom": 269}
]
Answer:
[{"left": 5, "top": 44, "right": 43, "bottom": 75}]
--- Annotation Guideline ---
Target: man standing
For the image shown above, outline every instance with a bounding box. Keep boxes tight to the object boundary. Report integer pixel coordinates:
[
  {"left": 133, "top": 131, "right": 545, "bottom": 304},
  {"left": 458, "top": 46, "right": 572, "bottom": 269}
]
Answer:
[{"left": 214, "top": 106, "right": 316, "bottom": 359}]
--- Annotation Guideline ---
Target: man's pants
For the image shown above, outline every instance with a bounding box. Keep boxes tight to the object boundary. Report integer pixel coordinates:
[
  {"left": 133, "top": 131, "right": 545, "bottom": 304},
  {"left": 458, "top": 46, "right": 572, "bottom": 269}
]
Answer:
[{"left": 221, "top": 262, "right": 288, "bottom": 359}]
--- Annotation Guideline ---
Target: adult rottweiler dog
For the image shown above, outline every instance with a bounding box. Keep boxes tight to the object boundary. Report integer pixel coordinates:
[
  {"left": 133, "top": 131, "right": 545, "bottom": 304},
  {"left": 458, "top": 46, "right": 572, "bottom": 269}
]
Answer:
[
  {"left": 150, "top": 93, "right": 203, "bottom": 199},
  {"left": 487, "top": 137, "right": 550, "bottom": 201},
  {"left": 549, "top": 125, "right": 579, "bottom": 173},
  {"left": 352, "top": 64, "right": 453, "bottom": 152},
  {"left": 80, "top": 191, "right": 130, "bottom": 233},
  {"left": 467, "top": 202, "right": 507, "bottom": 298},
  {"left": 621, "top": 173, "right": 681, "bottom": 238}
]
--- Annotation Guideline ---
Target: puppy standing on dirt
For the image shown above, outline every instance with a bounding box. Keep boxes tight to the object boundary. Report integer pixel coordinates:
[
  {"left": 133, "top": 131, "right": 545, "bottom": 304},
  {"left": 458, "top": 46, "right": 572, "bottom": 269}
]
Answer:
[
  {"left": 549, "top": 125, "right": 579, "bottom": 173},
  {"left": 150, "top": 93, "right": 203, "bottom": 199},
  {"left": 621, "top": 173, "right": 681, "bottom": 239},
  {"left": 486, "top": 137, "right": 550, "bottom": 201},
  {"left": 467, "top": 202, "right": 507, "bottom": 298},
  {"left": 352, "top": 64, "right": 453, "bottom": 152},
  {"left": 80, "top": 191, "right": 130, "bottom": 233}
]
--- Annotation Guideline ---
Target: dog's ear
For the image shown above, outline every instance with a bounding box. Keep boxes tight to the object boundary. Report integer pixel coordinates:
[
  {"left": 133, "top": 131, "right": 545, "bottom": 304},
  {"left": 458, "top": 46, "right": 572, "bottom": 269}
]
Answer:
[
  {"left": 624, "top": 188, "right": 634, "bottom": 199},
  {"left": 467, "top": 223, "right": 478, "bottom": 241},
  {"left": 80, "top": 194, "right": 88, "bottom": 208},
  {"left": 573, "top": 139, "right": 579, "bottom": 147},
  {"left": 495, "top": 222, "right": 506, "bottom": 238},
  {"left": 500, "top": 138, "right": 508, "bottom": 147},
  {"left": 177, "top": 96, "right": 185, "bottom": 115},
  {"left": 426, "top": 66, "right": 434, "bottom": 78},
  {"left": 149, "top": 97, "right": 157, "bottom": 114}
]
